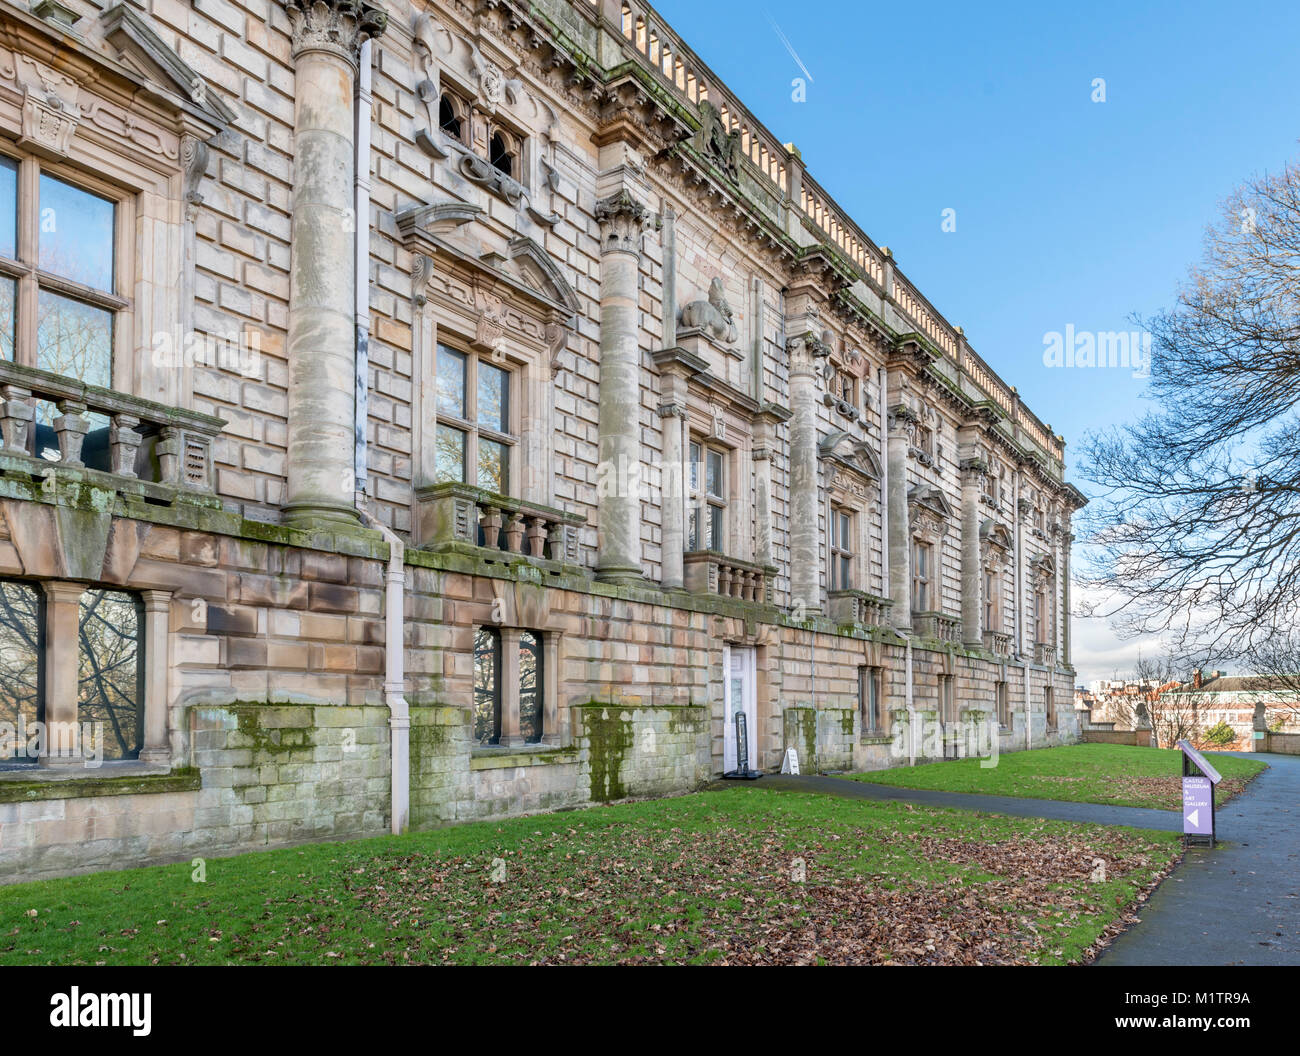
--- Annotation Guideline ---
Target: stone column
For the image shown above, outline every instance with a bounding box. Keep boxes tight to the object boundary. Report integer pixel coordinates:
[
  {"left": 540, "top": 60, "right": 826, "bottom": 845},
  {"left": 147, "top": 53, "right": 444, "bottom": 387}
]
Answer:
[
  {"left": 960, "top": 459, "right": 984, "bottom": 648},
  {"left": 41, "top": 581, "right": 85, "bottom": 767},
  {"left": 657, "top": 391, "right": 687, "bottom": 590},
  {"left": 787, "top": 332, "right": 826, "bottom": 613},
  {"left": 752, "top": 414, "right": 777, "bottom": 567},
  {"left": 595, "top": 190, "right": 652, "bottom": 583},
  {"left": 282, "top": 0, "right": 386, "bottom": 529},
  {"left": 886, "top": 400, "right": 916, "bottom": 631},
  {"left": 138, "top": 590, "right": 173, "bottom": 764}
]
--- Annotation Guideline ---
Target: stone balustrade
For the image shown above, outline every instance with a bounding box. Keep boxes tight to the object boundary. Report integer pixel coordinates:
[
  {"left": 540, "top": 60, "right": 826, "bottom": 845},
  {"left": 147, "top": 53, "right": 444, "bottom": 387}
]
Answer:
[
  {"left": 912, "top": 610, "right": 961, "bottom": 642},
  {"left": 827, "top": 589, "right": 893, "bottom": 627},
  {"left": 1035, "top": 642, "right": 1058, "bottom": 666},
  {"left": 0, "top": 360, "right": 223, "bottom": 499},
  {"left": 983, "top": 630, "right": 1013, "bottom": 658},
  {"left": 682, "top": 550, "right": 776, "bottom": 604},
  {"left": 415, "top": 481, "right": 585, "bottom": 566}
]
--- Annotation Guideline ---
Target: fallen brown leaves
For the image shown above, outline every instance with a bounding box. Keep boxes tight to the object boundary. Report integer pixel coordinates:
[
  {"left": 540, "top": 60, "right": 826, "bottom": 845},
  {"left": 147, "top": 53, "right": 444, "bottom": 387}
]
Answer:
[{"left": 322, "top": 818, "right": 1177, "bottom": 966}]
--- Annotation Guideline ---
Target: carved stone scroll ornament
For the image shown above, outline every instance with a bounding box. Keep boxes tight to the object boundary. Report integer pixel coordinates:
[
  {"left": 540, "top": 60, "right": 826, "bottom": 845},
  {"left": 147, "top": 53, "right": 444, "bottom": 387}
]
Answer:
[
  {"left": 181, "top": 136, "right": 210, "bottom": 221},
  {"left": 15, "top": 56, "right": 79, "bottom": 158}
]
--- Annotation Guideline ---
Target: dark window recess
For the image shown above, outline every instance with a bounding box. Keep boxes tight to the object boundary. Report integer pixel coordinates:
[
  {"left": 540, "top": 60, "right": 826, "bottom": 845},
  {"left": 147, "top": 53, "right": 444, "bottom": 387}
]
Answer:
[
  {"left": 438, "top": 95, "right": 462, "bottom": 139},
  {"left": 489, "top": 132, "right": 514, "bottom": 178}
]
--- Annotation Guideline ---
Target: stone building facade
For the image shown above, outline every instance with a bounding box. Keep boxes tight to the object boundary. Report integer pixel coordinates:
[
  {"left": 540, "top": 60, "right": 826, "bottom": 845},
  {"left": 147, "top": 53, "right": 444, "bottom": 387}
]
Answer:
[{"left": 0, "top": 0, "right": 1084, "bottom": 882}]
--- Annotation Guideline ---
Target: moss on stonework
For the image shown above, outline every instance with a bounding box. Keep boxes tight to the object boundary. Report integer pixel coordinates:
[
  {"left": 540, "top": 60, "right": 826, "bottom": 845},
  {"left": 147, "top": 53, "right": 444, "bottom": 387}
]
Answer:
[
  {"left": 784, "top": 707, "right": 818, "bottom": 771},
  {"left": 0, "top": 767, "right": 200, "bottom": 803},
  {"left": 840, "top": 710, "right": 856, "bottom": 737},
  {"left": 226, "top": 704, "right": 313, "bottom": 756},
  {"left": 582, "top": 706, "right": 632, "bottom": 803}
]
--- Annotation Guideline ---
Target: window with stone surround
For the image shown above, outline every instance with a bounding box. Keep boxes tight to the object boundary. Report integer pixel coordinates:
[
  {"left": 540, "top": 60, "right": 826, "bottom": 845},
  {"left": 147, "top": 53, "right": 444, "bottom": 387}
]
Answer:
[
  {"left": 439, "top": 90, "right": 469, "bottom": 145},
  {"left": 488, "top": 126, "right": 520, "bottom": 180},
  {"left": 996, "top": 680, "right": 1010, "bottom": 727},
  {"left": 435, "top": 343, "right": 515, "bottom": 497},
  {"left": 473, "top": 626, "right": 502, "bottom": 744},
  {"left": 911, "top": 539, "right": 933, "bottom": 612},
  {"left": 1044, "top": 685, "right": 1056, "bottom": 728},
  {"left": 0, "top": 579, "right": 156, "bottom": 770},
  {"left": 0, "top": 579, "right": 43, "bottom": 766},
  {"left": 1034, "top": 587, "right": 1048, "bottom": 644},
  {"left": 688, "top": 440, "right": 727, "bottom": 552},
  {"left": 0, "top": 150, "right": 129, "bottom": 468},
  {"left": 76, "top": 589, "right": 144, "bottom": 762},
  {"left": 829, "top": 506, "right": 854, "bottom": 590},
  {"left": 940, "top": 674, "right": 956, "bottom": 725},
  {"left": 473, "top": 625, "right": 545, "bottom": 747},
  {"left": 983, "top": 568, "right": 998, "bottom": 632},
  {"left": 859, "top": 664, "right": 882, "bottom": 734}
]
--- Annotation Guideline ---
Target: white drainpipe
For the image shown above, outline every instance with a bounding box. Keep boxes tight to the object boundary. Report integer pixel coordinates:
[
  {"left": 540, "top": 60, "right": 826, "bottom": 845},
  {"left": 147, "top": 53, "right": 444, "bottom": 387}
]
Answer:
[
  {"left": 351, "top": 42, "right": 408, "bottom": 834},
  {"left": 359, "top": 506, "right": 410, "bottom": 835}
]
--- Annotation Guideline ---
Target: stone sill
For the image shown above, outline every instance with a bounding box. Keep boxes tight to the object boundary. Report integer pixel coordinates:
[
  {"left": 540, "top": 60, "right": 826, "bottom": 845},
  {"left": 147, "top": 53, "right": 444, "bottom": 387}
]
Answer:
[
  {"left": 859, "top": 734, "right": 893, "bottom": 746},
  {"left": 0, "top": 765, "right": 200, "bottom": 803},
  {"left": 469, "top": 747, "right": 579, "bottom": 771}
]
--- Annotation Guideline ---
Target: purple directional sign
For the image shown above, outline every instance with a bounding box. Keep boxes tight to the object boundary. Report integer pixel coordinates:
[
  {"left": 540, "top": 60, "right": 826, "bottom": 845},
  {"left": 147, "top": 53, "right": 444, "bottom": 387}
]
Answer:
[{"left": 1183, "top": 776, "right": 1214, "bottom": 836}]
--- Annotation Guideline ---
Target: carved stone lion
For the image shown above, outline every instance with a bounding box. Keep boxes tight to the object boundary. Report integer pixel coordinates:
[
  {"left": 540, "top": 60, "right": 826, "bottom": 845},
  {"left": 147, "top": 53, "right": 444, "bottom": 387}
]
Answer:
[{"left": 679, "top": 277, "right": 738, "bottom": 344}]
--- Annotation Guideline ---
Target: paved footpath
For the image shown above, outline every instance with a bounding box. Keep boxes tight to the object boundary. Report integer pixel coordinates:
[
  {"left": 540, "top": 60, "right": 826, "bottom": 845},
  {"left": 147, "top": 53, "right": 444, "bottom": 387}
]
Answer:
[{"left": 722, "top": 754, "right": 1299, "bottom": 965}]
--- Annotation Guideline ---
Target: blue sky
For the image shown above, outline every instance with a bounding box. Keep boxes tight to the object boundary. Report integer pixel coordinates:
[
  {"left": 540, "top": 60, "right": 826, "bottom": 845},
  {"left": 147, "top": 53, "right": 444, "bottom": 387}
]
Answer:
[{"left": 652, "top": 0, "right": 1300, "bottom": 682}]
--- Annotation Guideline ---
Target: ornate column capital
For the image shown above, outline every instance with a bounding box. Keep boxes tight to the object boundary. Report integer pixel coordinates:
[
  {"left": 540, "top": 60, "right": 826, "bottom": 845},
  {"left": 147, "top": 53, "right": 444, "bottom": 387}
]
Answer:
[
  {"left": 285, "top": 0, "right": 388, "bottom": 66},
  {"left": 595, "top": 190, "right": 657, "bottom": 256},
  {"left": 787, "top": 329, "right": 832, "bottom": 376}
]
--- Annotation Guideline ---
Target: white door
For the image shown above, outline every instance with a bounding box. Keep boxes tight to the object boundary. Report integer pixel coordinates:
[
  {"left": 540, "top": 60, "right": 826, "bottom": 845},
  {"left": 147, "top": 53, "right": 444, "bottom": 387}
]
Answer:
[{"left": 723, "top": 645, "right": 757, "bottom": 772}]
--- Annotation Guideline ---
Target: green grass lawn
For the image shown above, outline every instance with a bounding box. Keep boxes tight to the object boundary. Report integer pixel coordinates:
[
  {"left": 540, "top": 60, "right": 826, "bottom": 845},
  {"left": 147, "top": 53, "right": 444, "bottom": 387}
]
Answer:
[
  {"left": 844, "top": 744, "right": 1268, "bottom": 810},
  {"left": 0, "top": 787, "right": 1179, "bottom": 966}
]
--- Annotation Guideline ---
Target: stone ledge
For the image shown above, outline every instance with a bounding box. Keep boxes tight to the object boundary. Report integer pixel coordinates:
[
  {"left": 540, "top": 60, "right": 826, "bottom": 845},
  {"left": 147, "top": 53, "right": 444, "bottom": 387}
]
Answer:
[
  {"left": 469, "top": 748, "right": 579, "bottom": 771},
  {"left": 0, "top": 766, "right": 201, "bottom": 803}
]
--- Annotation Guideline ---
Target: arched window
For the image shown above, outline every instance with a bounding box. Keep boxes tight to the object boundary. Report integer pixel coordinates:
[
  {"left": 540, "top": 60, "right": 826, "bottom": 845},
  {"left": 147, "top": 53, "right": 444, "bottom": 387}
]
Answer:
[
  {"left": 489, "top": 129, "right": 515, "bottom": 178},
  {"left": 438, "top": 92, "right": 466, "bottom": 143}
]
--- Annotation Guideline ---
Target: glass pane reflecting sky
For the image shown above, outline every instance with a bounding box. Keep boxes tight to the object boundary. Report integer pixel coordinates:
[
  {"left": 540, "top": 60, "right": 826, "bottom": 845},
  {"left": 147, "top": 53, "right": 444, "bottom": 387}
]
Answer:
[
  {"left": 0, "top": 158, "right": 16, "bottom": 261},
  {"left": 39, "top": 174, "right": 115, "bottom": 292}
]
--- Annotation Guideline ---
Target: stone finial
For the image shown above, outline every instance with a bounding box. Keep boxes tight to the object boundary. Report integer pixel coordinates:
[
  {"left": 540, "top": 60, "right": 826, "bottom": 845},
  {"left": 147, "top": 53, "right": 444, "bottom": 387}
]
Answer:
[
  {"left": 285, "top": 0, "right": 388, "bottom": 65},
  {"left": 595, "top": 190, "right": 657, "bottom": 255}
]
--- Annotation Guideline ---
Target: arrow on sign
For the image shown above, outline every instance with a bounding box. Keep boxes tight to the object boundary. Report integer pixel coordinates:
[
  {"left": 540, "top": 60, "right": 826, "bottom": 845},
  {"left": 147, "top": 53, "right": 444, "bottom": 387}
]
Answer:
[{"left": 1186, "top": 809, "right": 1199, "bottom": 828}]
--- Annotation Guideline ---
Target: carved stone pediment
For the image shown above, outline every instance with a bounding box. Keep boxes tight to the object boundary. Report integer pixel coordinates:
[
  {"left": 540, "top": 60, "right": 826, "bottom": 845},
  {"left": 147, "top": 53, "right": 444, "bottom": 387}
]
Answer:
[
  {"left": 819, "top": 430, "right": 883, "bottom": 491},
  {"left": 979, "top": 519, "right": 1013, "bottom": 568},
  {"left": 101, "top": 3, "right": 236, "bottom": 129},
  {"left": 400, "top": 201, "right": 579, "bottom": 372},
  {"left": 908, "top": 483, "right": 953, "bottom": 539},
  {"left": 1029, "top": 553, "right": 1057, "bottom": 586}
]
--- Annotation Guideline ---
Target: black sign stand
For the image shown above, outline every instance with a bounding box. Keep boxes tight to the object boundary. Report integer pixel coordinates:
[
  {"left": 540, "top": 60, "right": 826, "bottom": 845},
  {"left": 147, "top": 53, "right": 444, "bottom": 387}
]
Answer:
[{"left": 722, "top": 711, "right": 762, "bottom": 780}]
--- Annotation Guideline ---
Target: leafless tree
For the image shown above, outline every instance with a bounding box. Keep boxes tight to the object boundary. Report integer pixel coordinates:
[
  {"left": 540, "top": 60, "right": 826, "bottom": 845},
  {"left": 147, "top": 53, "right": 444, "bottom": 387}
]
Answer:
[{"left": 1081, "top": 156, "right": 1300, "bottom": 693}]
